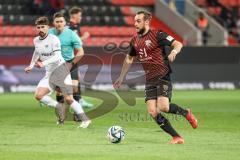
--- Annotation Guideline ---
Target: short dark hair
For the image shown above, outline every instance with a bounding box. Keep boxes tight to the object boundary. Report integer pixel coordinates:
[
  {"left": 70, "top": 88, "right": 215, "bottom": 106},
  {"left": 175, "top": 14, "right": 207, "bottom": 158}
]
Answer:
[
  {"left": 35, "top": 16, "right": 49, "bottom": 25},
  {"left": 69, "top": 7, "right": 83, "bottom": 15},
  {"left": 136, "top": 10, "right": 152, "bottom": 21},
  {"left": 53, "top": 12, "right": 65, "bottom": 20}
]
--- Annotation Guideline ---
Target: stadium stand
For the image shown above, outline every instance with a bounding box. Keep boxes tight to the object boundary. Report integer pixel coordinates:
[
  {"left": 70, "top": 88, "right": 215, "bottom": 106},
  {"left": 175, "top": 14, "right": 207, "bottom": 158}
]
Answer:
[
  {"left": 195, "top": 0, "right": 240, "bottom": 44},
  {"left": 0, "top": 0, "right": 181, "bottom": 47}
]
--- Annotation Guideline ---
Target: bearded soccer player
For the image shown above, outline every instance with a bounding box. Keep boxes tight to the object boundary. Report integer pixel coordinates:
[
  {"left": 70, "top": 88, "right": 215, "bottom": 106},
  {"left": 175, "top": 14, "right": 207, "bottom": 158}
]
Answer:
[
  {"left": 24, "top": 16, "right": 91, "bottom": 128},
  {"left": 114, "top": 11, "right": 198, "bottom": 144}
]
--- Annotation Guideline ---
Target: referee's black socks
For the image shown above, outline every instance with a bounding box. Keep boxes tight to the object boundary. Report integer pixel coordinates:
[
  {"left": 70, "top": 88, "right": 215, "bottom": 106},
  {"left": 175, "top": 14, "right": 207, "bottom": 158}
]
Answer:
[
  {"left": 169, "top": 103, "right": 188, "bottom": 117},
  {"left": 73, "top": 93, "right": 80, "bottom": 102},
  {"left": 56, "top": 95, "right": 64, "bottom": 103},
  {"left": 154, "top": 113, "right": 180, "bottom": 137},
  {"left": 73, "top": 82, "right": 82, "bottom": 102}
]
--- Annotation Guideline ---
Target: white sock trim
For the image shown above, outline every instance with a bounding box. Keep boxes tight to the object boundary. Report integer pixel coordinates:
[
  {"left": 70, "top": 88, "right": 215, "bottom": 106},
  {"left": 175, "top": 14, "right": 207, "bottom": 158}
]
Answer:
[
  {"left": 70, "top": 100, "right": 84, "bottom": 114},
  {"left": 40, "top": 95, "right": 58, "bottom": 108}
]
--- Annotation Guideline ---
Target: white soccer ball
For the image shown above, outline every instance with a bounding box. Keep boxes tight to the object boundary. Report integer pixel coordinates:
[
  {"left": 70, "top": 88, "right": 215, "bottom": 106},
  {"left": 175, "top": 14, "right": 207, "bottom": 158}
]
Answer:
[{"left": 107, "top": 126, "right": 125, "bottom": 143}]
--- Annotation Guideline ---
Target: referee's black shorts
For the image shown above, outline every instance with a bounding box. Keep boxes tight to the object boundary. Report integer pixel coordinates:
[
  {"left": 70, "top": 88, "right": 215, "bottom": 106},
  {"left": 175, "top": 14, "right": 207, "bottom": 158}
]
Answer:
[
  {"left": 67, "top": 59, "right": 79, "bottom": 81},
  {"left": 145, "top": 73, "right": 172, "bottom": 102}
]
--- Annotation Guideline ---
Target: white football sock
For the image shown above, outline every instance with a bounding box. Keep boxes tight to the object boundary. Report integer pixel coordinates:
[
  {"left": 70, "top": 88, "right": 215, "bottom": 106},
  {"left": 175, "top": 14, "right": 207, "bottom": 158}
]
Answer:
[
  {"left": 40, "top": 95, "right": 58, "bottom": 108},
  {"left": 70, "top": 100, "right": 84, "bottom": 114}
]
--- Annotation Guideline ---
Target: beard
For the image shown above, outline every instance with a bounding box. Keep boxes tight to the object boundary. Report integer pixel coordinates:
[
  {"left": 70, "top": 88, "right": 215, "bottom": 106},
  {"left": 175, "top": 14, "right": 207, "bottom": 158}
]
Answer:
[
  {"left": 137, "top": 27, "right": 146, "bottom": 35},
  {"left": 39, "top": 31, "right": 46, "bottom": 38}
]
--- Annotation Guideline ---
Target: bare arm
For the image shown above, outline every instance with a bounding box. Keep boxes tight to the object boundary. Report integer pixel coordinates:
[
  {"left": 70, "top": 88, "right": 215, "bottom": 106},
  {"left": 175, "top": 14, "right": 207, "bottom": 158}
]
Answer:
[
  {"left": 114, "top": 54, "right": 135, "bottom": 88},
  {"left": 80, "top": 32, "right": 90, "bottom": 41},
  {"left": 168, "top": 40, "right": 183, "bottom": 63},
  {"left": 72, "top": 47, "right": 84, "bottom": 65},
  {"left": 25, "top": 51, "right": 39, "bottom": 73},
  {"left": 29, "top": 51, "right": 39, "bottom": 68}
]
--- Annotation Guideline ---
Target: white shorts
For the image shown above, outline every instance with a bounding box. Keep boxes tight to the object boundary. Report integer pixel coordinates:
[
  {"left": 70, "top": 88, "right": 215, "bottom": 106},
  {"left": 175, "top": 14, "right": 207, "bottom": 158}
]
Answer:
[
  {"left": 37, "top": 74, "right": 73, "bottom": 94},
  {"left": 37, "top": 76, "right": 52, "bottom": 91}
]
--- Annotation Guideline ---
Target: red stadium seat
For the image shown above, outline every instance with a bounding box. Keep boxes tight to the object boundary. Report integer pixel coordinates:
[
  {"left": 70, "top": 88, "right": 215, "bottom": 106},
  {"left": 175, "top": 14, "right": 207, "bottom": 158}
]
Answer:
[
  {"left": 7, "top": 37, "right": 17, "bottom": 47},
  {"left": 124, "top": 16, "right": 134, "bottom": 25},
  {"left": 196, "top": 0, "right": 207, "bottom": 6},
  {"left": 227, "top": 0, "right": 238, "bottom": 6},
  {"left": 219, "top": 0, "right": 229, "bottom": 6},
  {"left": 24, "top": 26, "right": 36, "bottom": 36},
  {"left": 26, "top": 37, "right": 34, "bottom": 46},
  {"left": 84, "top": 37, "right": 131, "bottom": 46},
  {"left": 121, "top": 6, "right": 133, "bottom": 15},
  {"left": 17, "top": 37, "right": 26, "bottom": 46},
  {"left": 228, "top": 36, "right": 238, "bottom": 45},
  {"left": 3, "top": 26, "right": 14, "bottom": 36},
  {"left": 208, "top": 7, "right": 222, "bottom": 16},
  {"left": 111, "top": 0, "right": 154, "bottom": 6},
  {"left": 14, "top": 26, "right": 24, "bottom": 36},
  {"left": 80, "top": 26, "right": 134, "bottom": 37},
  {"left": 0, "top": 25, "right": 36, "bottom": 36},
  {"left": 0, "top": 16, "right": 3, "bottom": 26},
  {"left": 0, "top": 27, "right": 3, "bottom": 36}
]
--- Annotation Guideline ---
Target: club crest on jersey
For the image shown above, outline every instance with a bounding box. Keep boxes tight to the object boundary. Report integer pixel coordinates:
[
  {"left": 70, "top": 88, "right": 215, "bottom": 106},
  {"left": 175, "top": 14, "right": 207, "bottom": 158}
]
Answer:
[
  {"left": 45, "top": 45, "right": 49, "bottom": 48},
  {"left": 166, "top": 36, "right": 174, "bottom": 42},
  {"left": 145, "top": 40, "right": 152, "bottom": 47},
  {"left": 163, "top": 84, "right": 168, "bottom": 91}
]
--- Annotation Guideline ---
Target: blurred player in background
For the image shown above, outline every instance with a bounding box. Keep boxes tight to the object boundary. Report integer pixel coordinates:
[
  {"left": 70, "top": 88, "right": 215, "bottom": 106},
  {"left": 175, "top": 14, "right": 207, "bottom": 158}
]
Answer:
[
  {"left": 68, "top": 7, "right": 93, "bottom": 108},
  {"left": 24, "top": 16, "right": 91, "bottom": 128},
  {"left": 114, "top": 11, "right": 198, "bottom": 144},
  {"left": 69, "top": 7, "right": 90, "bottom": 41},
  {"left": 49, "top": 12, "right": 90, "bottom": 124}
]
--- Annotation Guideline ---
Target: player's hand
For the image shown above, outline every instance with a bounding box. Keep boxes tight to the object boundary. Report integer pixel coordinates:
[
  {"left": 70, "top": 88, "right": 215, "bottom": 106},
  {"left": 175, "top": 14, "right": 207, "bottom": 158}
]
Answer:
[
  {"left": 81, "top": 32, "right": 90, "bottom": 40},
  {"left": 113, "top": 77, "right": 123, "bottom": 89},
  {"left": 24, "top": 66, "right": 32, "bottom": 73},
  {"left": 168, "top": 51, "right": 177, "bottom": 63},
  {"left": 35, "top": 61, "right": 44, "bottom": 68}
]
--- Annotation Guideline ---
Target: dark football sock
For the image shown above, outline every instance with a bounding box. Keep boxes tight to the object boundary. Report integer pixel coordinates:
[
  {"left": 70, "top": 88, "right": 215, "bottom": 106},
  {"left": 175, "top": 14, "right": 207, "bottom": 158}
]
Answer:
[
  {"left": 56, "top": 95, "right": 64, "bottom": 103},
  {"left": 169, "top": 103, "right": 188, "bottom": 117},
  {"left": 73, "top": 93, "right": 80, "bottom": 102},
  {"left": 154, "top": 113, "right": 180, "bottom": 137}
]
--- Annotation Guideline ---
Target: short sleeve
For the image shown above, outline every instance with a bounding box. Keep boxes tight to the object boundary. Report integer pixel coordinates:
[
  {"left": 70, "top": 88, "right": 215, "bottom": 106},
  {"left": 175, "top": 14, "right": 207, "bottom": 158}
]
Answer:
[
  {"left": 156, "top": 31, "right": 175, "bottom": 46},
  {"left": 72, "top": 31, "right": 82, "bottom": 49},
  {"left": 128, "top": 39, "right": 137, "bottom": 57}
]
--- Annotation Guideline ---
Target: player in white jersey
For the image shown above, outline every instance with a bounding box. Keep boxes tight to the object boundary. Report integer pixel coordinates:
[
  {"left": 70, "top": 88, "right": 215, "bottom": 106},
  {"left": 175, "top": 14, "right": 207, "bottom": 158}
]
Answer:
[{"left": 24, "top": 16, "right": 91, "bottom": 128}]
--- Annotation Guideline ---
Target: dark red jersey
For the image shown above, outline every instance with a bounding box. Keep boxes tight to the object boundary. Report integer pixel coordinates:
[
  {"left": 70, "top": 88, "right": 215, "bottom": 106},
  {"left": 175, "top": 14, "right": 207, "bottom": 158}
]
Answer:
[{"left": 128, "top": 29, "right": 175, "bottom": 80}]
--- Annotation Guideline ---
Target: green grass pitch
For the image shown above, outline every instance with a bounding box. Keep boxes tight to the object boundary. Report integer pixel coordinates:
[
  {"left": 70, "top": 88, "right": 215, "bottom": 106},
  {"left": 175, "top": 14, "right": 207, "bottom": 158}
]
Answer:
[{"left": 0, "top": 90, "right": 240, "bottom": 160}]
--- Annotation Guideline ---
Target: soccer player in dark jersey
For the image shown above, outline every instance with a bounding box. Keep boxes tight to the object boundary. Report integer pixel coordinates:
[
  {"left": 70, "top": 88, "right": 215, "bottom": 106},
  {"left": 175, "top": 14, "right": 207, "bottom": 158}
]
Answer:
[
  {"left": 114, "top": 11, "right": 198, "bottom": 144},
  {"left": 69, "top": 7, "right": 90, "bottom": 41}
]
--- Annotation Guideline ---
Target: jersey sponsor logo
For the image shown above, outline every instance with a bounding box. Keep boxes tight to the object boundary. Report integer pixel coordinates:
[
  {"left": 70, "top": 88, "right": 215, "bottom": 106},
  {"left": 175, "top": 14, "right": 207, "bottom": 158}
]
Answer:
[
  {"left": 41, "top": 53, "right": 53, "bottom": 56},
  {"left": 166, "top": 36, "right": 174, "bottom": 42},
  {"left": 138, "top": 48, "right": 152, "bottom": 61},
  {"left": 145, "top": 40, "right": 152, "bottom": 47},
  {"left": 45, "top": 45, "right": 49, "bottom": 48}
]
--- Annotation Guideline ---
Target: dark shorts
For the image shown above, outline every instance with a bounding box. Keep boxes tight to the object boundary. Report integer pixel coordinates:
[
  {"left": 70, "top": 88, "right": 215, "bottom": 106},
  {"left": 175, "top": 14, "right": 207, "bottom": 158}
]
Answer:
[
  {"left": 145, "top": 73, "right": 172, "bottom": 102},
  {"left": 70, "top": 64, "right": 79, "bottom": 80},
  {"left": 67, "top": 59, "right": 79, "bottom": 81}
]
